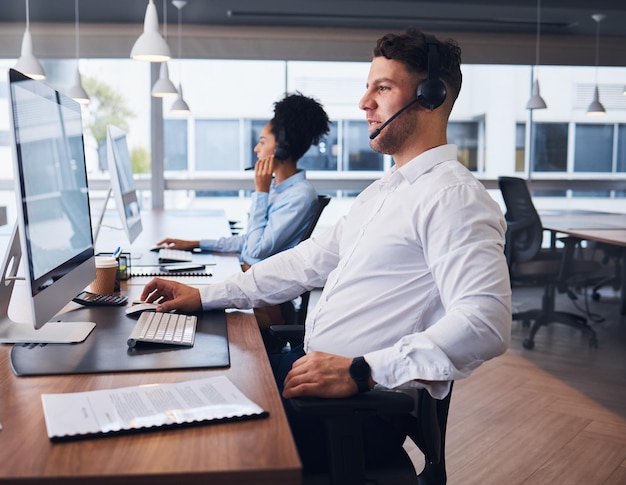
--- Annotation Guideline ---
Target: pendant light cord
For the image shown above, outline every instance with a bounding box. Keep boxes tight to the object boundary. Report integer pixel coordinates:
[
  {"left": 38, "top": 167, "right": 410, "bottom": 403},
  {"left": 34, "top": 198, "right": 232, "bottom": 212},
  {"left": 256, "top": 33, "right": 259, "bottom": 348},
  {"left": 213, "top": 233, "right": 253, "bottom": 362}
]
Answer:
[
  {"left": 75, "top": 0, "right": 80, "bottom": 61},
  {"left": 163, "top": 0, "right": 167, "bottom": 40},
  {"left": 25, "top": 0, "right": 30, "bottom": 31},
  {"left": 178, "top": 5, "right": 182, "bottom": 63},
  {"left": 176, "top": 3, "right": 183, "bottom": 82},
  {"left": 534, "top": 0, "right": 541, "bottom": 69},
  {"left": 594, "top": 16, "right": 600, "bottom": 85}
]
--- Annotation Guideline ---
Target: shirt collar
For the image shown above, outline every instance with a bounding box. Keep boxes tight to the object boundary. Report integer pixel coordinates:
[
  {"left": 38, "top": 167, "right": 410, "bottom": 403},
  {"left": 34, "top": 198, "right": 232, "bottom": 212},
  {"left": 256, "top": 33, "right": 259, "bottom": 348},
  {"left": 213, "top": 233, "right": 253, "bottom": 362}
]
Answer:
[
  {"left": 384, "top": 144, "right": 458, "bottom": 187},
  {"left": 272, "top": 169, "right": 306, "bottom": 192}
]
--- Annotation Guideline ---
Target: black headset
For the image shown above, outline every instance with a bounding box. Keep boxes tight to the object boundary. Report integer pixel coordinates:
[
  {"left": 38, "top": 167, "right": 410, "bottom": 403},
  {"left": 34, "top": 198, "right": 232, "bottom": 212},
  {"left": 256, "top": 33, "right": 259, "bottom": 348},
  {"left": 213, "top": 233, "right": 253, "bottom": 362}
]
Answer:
[
  {"left": 273, "top": 126, "right": 290, "bottom": 160},
  {"left": 416, "top": 34, "right": 447, "bottom": 110}
]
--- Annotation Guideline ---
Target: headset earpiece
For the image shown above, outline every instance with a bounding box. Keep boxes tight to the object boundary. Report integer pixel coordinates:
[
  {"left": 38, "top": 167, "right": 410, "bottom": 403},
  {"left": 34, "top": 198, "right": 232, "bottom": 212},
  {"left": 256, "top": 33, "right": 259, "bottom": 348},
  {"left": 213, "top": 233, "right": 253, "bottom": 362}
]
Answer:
[
  {"left": 416, "top": 34, "right": 447, "bottom": 110},
  {"left": 273, "top": 126, "right": 290, "bottom": 161}
]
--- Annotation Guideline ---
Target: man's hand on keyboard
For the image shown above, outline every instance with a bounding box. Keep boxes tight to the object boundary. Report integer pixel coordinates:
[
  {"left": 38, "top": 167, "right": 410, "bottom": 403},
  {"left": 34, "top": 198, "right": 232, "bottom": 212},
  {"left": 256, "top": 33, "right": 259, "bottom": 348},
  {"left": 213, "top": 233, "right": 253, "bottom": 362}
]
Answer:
[
  {"left": 140, "top": 278, "right": 202, "bottom": 314},
  {"left": 155, "top": 238, "right": 200, "bottom": 251}
]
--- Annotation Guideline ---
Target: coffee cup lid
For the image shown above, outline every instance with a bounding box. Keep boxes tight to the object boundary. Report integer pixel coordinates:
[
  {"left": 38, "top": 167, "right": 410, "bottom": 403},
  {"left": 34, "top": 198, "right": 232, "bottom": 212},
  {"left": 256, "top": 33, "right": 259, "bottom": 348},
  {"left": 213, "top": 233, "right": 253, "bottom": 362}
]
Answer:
[{"left": 95, "top": 256, "right": 118, "bottom": 268}]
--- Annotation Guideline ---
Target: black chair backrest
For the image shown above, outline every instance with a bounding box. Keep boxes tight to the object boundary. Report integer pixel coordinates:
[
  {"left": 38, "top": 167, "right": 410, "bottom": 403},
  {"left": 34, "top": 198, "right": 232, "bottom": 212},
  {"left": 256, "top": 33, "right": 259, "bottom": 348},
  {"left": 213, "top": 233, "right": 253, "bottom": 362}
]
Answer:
[
  {"left": 279, "top": 194, "right": 331, "bottom": 327},
  {"left": 298, "top": 195, "right": 330, "bottom": 324},
  {"left": 300, "top": 194, "right": 331, "bottom": 243},
  {"left": 498, "top": 176, "right": 544, "bottom": 265}
]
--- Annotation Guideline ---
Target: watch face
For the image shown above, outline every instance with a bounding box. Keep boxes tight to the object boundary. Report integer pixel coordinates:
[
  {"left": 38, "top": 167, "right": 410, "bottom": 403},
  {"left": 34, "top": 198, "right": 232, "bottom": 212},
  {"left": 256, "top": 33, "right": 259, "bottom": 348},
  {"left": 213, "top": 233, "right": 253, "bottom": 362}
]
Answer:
[
  {"left": 351, "top": 358, "right": 368, "bottom": 378},
  {"left": 350, "top": 357, "right": 371, "bottom": 392}
]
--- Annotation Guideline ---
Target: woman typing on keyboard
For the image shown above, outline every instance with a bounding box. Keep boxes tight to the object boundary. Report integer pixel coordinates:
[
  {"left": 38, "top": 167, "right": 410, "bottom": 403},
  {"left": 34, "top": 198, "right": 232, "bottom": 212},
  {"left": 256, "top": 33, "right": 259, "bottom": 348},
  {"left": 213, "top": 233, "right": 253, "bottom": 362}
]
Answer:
[{"left": 155, "top": 93, "right": 330, "bottom": 269}]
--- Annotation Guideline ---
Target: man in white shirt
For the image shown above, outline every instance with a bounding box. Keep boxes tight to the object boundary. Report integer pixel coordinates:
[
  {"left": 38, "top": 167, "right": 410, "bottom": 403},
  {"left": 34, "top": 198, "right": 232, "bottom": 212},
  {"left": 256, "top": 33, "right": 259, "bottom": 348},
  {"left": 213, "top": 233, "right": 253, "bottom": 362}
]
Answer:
[{"left": 140, "top": 28, "right": 512, "bottom": 473}]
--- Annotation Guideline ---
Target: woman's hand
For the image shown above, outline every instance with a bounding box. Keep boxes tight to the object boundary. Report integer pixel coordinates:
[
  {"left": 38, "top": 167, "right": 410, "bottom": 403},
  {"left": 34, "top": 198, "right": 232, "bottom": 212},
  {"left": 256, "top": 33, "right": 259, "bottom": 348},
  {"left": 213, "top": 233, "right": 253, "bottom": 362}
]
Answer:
[
  {"left": 253, "top": 155, "right": 275, "bottom": 193},
  {"left": 155, "top": 238, "right": 200, "bottom": 250}
]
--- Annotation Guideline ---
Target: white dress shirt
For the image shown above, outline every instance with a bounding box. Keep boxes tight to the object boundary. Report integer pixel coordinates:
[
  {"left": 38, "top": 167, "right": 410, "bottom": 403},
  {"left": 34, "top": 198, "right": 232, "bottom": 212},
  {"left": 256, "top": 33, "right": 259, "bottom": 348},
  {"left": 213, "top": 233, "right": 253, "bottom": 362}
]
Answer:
[{"left": 200, "top": 145, "right": 512, "bottom": 398}]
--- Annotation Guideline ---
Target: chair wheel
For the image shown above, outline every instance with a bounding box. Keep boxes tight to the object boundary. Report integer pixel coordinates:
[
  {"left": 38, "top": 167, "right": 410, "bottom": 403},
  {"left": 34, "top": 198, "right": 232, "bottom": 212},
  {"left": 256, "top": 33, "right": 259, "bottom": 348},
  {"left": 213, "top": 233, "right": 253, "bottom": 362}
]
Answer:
[
  {"left": 522, "top": 338, "right": 535, "bottom": 350},
  {"left": 592, "top": 292, "right": 601, "bottom": 301}
]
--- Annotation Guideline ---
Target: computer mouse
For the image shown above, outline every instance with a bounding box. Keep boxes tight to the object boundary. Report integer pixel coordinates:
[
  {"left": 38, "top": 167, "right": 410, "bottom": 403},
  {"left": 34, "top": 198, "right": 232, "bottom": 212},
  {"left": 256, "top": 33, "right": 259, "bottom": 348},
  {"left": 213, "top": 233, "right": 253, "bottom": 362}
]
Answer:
[{"left": 125, "top": 302, "right": 159, "bottom": 317}]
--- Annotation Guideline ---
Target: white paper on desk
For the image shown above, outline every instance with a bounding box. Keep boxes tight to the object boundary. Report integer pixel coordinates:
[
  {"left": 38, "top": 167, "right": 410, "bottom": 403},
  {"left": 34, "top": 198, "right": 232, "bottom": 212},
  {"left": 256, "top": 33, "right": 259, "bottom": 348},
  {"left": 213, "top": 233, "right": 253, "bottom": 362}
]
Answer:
[{"left": 41, "top": 375, "right": 267, "bottom": 440}]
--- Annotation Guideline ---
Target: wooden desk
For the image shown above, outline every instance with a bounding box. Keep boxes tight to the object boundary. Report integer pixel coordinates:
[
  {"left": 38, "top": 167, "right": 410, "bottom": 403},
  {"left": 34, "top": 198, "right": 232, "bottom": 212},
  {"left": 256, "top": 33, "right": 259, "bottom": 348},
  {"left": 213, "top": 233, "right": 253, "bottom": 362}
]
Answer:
[
  {"left": 96, "top": 208, "right": 242, "bottom": 285},
  {"left": 0, "top": 209, "right": 302, "bottom": 484},
  {"left": 0, "top": 309, "right": 301, "bottom": 484},
  {"left": 540, "top": 211, "right": 626, "bottom": 315}
]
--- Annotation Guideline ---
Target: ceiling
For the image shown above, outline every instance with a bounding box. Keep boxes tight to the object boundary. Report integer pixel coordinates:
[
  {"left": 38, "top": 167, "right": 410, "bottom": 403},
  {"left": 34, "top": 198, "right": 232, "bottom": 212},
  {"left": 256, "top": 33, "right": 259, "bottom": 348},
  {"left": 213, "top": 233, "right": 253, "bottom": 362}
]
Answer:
[
  {"left": 0, "top": 0, "right": 625, "bottom": 66},
  {"left": 1, "top": 0, "right": 624, "bottom": 38}
]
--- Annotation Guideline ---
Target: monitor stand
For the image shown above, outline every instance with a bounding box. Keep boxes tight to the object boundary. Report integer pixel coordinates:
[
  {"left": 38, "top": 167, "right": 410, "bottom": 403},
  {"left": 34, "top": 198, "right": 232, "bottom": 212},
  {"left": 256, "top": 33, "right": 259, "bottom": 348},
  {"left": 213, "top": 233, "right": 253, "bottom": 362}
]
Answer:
[{"left": 0, "top": 224, "right": 95, "bottom": 344}]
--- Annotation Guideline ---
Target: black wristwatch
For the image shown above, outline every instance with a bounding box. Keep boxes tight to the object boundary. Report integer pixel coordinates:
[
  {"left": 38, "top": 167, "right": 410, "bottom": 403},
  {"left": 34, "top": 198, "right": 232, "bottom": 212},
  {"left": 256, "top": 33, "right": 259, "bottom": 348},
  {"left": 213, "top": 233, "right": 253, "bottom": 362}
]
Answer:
[{"left": 349, "top": 356, "right": 371, "bottom": 393}]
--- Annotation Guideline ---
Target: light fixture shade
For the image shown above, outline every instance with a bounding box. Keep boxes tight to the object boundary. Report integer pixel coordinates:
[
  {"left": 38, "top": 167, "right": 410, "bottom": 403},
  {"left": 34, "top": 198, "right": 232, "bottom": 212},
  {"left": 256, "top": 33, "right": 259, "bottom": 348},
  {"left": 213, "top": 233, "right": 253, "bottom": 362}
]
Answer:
[
  {"left": 586, "top": 86, "right": 606, "bottom": 115},
  {"left": 526, "top": 79, "right": 547, "bottom": 110},
  {"left": 170, "top": 84, "right": 190, "bottom": 114},
  {"left": 152, "top": 62, "right": 178, "bottom": 97},
  {"left": 67, "top": 68, "right": 90, "bottom": 105},
  {"left": 131, "top": 0, "right": 171, "bottom": 62},
  {"left": 14, "top": 29, "right": 45, "bottom": 80}
]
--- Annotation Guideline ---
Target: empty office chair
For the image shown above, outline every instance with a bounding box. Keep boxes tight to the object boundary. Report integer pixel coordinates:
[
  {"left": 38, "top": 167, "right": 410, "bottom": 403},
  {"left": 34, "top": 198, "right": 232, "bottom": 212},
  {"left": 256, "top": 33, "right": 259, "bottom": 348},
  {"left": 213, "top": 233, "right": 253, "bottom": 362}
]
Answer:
[
  {"left": 291, "top": 384, "right": 453, "bottom": 485},
  {"left": 498, "top": 176, "right": 601, "bottom": 349},
  {"left": 228, "top": 219, "right": 243, "bottom": 236},
  {"left": 589, "top": 242, "right": 623, "bottom": 301}
]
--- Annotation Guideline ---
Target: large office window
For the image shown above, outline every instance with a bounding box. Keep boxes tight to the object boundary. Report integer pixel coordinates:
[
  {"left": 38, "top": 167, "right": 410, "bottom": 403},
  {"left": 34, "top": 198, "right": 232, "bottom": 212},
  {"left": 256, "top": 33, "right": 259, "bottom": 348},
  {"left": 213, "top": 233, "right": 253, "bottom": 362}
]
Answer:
[
  {"left": 344, "top": 120, "right": 384, "bottom": 171},
  {"left": 2, "top": 59, "right": 626, "bottom": 213},
  {"left": 195, "top": 120, "right": 240, "bottom": 171},
  {"left": 533, "top": 123, "right": 568, "bottom": 172},
  {"left": 249, "top": 119, "right": 269, "bottom": 169},
  {"left": 617, "top": 124, "right": 626, "bottom": 173},
  {"left": 298, "top": 122, "right": 339, "bottom": 171},
  {"left": 448, "top": 121, "right": 479, "bottom": 171},
  {"left": 164, "top": 119, "right": 188, "bottom": 171},
  {"left": 574, "top": 124, "right": 613, "bottom": 173},
  {"left": 515, "top": 123, "right": 526, "bottom": 173}
]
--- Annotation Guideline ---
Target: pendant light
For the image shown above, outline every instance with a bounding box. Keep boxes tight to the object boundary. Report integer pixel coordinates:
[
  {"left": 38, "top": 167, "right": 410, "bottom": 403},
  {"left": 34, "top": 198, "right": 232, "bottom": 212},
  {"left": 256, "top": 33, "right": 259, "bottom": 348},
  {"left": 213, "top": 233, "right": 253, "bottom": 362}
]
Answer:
[
  {"left": 67, "top": 0, "right": 90, "bottom": 105},
  {"left": 586, "top": 13, "right": 606, "bottom": 116},
  {"left": 14, "top": 0, "right": 45, "bottom": 80},
  {"left": 526, "top": 0, "right": 546, "bottom": 110},
  {"left": 152, "top": 0, "right": 178, "bottom": 97},
  {"left": 170, "top": 1, "right": 190, "bottom": 114},
  {"left": 131, "top": 0, "right": 171, "bottom": 62},
  {"left": 153, "top": 62, "right": 178, "bottom": 97}
]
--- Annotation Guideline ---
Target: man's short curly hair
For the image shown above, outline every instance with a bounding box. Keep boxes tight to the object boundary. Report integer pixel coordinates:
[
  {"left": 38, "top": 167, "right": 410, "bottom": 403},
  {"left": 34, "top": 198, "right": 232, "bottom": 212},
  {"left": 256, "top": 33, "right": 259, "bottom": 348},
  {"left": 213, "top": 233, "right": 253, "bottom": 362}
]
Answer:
[
  {"left": 373, "top": 28, "right": 462, "bottom": 104},
  {"left": 270, "top": 92, "right": 330, "bottom": 162}
]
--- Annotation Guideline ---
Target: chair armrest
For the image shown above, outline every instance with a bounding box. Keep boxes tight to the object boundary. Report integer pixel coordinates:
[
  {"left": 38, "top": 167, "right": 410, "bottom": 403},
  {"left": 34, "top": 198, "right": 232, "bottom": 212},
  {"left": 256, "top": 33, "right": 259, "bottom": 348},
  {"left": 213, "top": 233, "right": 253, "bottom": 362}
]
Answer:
[
  {"left": 269, "top": 324, "right": 305, "bottom": 347},
  {"left": 289, "top": 391, "right": 416, "bottom": 484},
  {"left": 290, "top": 389, "right": 414, "bottom": 417}
]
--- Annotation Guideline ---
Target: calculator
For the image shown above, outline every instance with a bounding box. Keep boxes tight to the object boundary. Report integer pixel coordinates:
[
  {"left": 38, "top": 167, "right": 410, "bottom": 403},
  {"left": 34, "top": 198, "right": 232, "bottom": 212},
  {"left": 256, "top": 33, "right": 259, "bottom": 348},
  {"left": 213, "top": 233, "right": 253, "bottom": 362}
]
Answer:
[{"left": 73, "top": 291, "right": 128, "bottom": 306}]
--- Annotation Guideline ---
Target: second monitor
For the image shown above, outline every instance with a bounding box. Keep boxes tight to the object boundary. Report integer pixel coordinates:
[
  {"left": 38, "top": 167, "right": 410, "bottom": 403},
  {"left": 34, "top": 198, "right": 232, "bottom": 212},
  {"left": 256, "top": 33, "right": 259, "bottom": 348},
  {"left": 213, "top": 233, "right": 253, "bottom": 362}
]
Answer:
[{"left": 93, "top": 125, "right": 143, "bottom": 246}]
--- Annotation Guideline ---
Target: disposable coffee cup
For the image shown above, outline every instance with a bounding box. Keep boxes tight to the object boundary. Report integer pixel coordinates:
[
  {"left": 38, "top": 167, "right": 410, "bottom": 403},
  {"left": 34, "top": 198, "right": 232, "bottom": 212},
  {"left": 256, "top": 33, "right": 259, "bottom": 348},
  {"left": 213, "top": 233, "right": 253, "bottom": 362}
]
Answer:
[{"left": 89, "top": 256, "right": 119, "bottom": 295}]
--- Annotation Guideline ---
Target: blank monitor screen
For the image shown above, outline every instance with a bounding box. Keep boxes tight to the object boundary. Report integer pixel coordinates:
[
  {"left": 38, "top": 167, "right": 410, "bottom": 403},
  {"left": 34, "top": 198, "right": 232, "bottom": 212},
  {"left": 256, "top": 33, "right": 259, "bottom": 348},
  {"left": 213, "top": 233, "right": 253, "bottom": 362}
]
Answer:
[
  {"left": 106, "top": 124, "right": 142, "bottom": 244},
  {"left": 7, "top": 68, "right": 96, "bottom": 332}
]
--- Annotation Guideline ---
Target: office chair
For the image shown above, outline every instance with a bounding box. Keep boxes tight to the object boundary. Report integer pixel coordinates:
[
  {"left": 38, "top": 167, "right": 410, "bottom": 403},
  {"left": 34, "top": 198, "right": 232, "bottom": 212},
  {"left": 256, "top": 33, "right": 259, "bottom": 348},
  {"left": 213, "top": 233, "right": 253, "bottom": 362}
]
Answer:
[
  {"left": 276, "top": 195, "right": 331, "bottom": 327},
  {"left": 498, "top": 176, "right": 601, "bottom": 350},
  {"left": 291, "top": 384, "right": 453, "bottom": 485},
  {"left": 589, "top": 243, "right": 623, "bottom": 301},
  {"left": 229, "top": 219, "right": 243, "bottom": 236}
]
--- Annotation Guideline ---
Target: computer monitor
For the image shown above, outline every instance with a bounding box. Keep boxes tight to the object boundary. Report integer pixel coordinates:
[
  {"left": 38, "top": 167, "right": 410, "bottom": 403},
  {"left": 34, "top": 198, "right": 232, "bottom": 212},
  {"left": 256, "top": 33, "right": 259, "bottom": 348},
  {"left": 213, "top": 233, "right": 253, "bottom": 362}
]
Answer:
[
  {"left": 92, "top": 124, "right": 142, "bottom": 245},
  {"left": 0, "top": 68, "right": 96, "bottom": 343}
]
